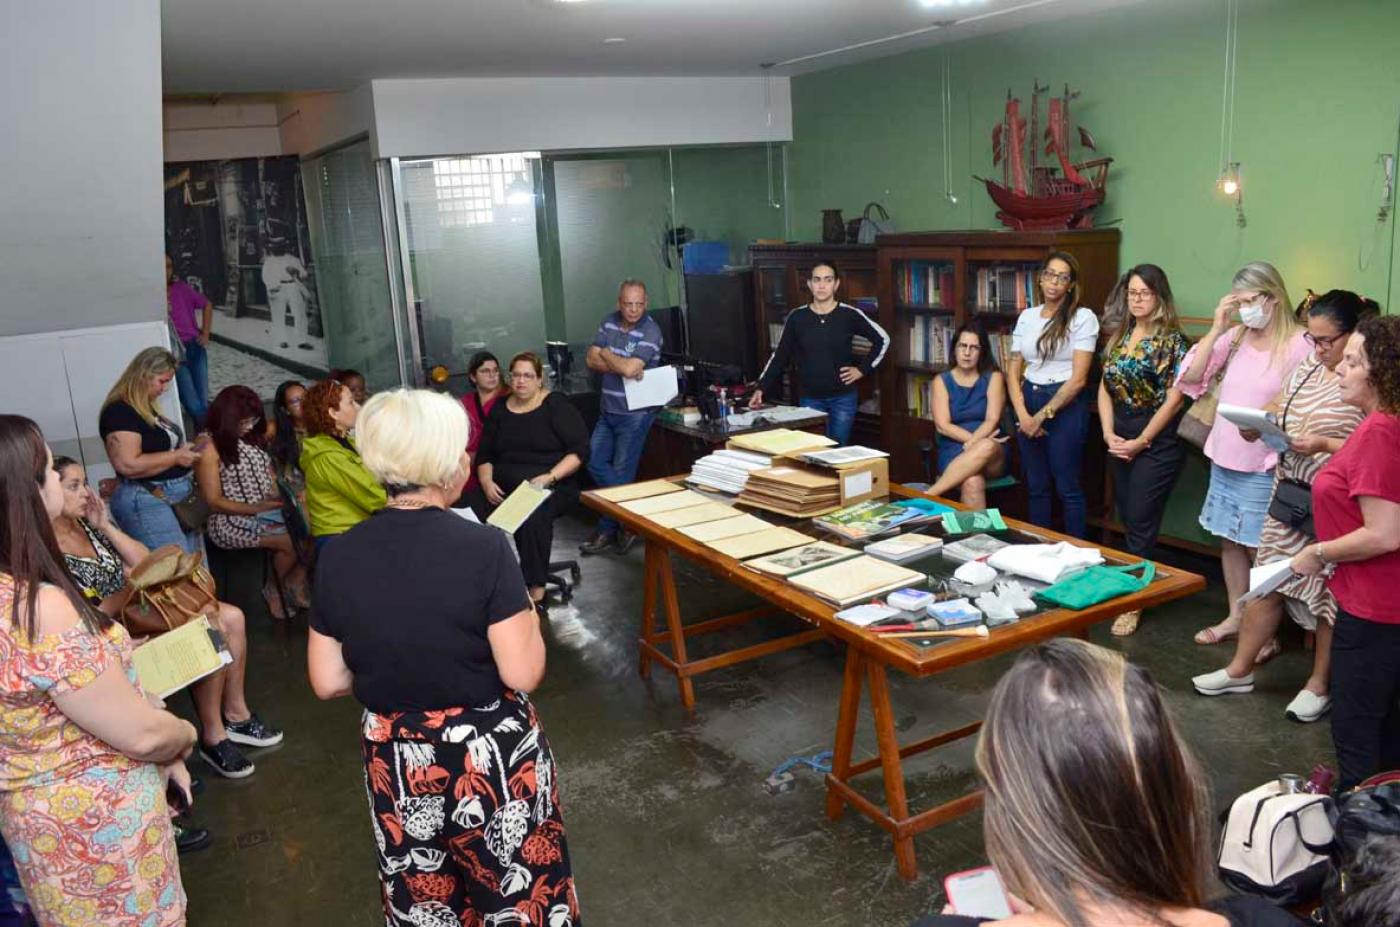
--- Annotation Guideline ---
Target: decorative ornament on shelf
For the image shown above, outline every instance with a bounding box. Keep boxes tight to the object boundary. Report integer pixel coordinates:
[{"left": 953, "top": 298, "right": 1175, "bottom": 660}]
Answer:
[
  {"left": 821, "top": 209, "right": 847, "bottom": 244},
  {"left": 976, "top": 81, "right": 1113, "bottom": 231}
]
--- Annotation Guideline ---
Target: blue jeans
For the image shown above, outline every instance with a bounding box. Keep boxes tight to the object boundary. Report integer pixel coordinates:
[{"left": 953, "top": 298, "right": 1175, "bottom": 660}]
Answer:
[
  {"left": 175, "top": 339, "right": 209, "bottom": 425},
  {"left": 800, "top": 391, "right": 858, "bottom": 444},
  {"left": 588, "top": 408, "right": 659, "bottom": 537},
  {"left": 1016, "top": 382, "right": 1089, "bottom": 539},
  {"left": 111, "top": 475, "right": 201, "bottom": 554}
]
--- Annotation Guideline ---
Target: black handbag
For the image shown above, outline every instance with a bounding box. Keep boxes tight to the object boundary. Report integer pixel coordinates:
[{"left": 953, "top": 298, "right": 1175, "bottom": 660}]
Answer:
[{"left": 1269, "top": 477, "right": 1314, "bottom": 537}]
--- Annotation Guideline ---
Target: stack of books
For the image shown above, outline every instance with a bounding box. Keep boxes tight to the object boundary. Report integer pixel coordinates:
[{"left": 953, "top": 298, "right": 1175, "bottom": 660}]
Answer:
[
  {"left": 688, "top": 448, "right": 773, "bottom": 495},
  {"left": 794, "top": 446, "right": 888, "bottom": 468},
  {"left": 896, "top": 261, "right": 956, "bottom": 309},
  {"left": 973, "top": 264, "right": 1039, "bottom": 312},
  {"left": 813, "top": 499, "right": 923, "bottom": 541},
  {"left": 739, "top": 465, "right": 841, "bottom": 517},
  {"left": 909, "top": 315, "right": 952, "bottom": 366},
  {"left": 787, "top": 555, "right": 927, "bottom": 607}
]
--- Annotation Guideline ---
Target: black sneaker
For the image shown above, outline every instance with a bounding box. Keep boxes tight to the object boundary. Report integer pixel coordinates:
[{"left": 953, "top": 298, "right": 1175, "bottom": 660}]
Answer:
[
  {"left": 173, "top": 820, "right": 212, "bottom": 854},
  {"left": 615, "top": 531, "right": 639, "bottom": 555},
  {"left": 578, "top": 532, "right": 616, "bottom": 556},
  {"left": 223, "top": 713, "right": 284, "bottom": 748},
  {"left": 199, "top": 739, "right": 255, "bottom": 779}
]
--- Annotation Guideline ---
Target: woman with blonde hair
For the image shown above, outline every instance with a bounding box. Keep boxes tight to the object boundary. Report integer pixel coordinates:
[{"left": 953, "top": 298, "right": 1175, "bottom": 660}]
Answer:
[
  {"left": 100, "top": 347, "right": 204, "bottom": 554},
  {"left": 309, "top": 389, "right": 579, "bottom": 927},
  {"left": 1178, "top": 262, "right": 1308, "bottom": 647},
  {"left": 1095, "top": 264, "right": 1190, "bottom": 636},
  {"left": 924, "top": 638, "right": 1300, "bottom": 927}
]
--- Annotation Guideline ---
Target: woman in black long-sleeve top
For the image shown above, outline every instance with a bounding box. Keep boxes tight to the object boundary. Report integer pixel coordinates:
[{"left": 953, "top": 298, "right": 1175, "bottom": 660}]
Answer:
[{"left": 477, "top": 351, "right": 591, "bottom": 611}]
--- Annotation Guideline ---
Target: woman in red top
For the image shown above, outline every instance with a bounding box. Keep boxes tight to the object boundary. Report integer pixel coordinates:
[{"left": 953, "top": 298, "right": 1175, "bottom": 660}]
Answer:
[
  {"left": 1290, "top": 315, "right": 1400, "bottom": 790},
  {"left": 457, "top": 351, "right": 507, "bottom": 508}
]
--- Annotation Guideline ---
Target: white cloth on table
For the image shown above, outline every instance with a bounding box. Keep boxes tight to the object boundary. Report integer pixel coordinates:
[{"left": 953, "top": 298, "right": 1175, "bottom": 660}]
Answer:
[{"left": 987, "top": 542, "right": 1104, "bottom": 584}]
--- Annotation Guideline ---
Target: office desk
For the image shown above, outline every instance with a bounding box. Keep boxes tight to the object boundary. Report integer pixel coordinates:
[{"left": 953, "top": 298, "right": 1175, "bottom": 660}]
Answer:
[
  {"left": 637, "top": 409, "right": 828, "bottom": 480},
  {"left": 579, "top": 480, "right": 1205, "bottom": 878}
]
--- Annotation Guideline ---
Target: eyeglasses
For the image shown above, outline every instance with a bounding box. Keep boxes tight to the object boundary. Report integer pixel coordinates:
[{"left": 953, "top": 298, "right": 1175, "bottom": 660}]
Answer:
[
  {"left": 1304, "top": 331, "right": 1349, "bottom": 348},
  {"left": 1126, "top": 289, "right": 1155, "bottom": 302},
  {"left": 956, "top": 343, "right": 980, "bottom": 352},
  {"left": 510, "top": 372, "right": 538, "bottom": 381},
  {"left": 1041, "top": 271, "right": 1072, "bottom": 284}
]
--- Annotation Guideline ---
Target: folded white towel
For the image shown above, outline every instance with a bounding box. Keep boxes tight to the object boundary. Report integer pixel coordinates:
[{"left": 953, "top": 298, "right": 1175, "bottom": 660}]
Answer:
[{"left": 987, "top": 542, "right": 1104, "bottom": 585}]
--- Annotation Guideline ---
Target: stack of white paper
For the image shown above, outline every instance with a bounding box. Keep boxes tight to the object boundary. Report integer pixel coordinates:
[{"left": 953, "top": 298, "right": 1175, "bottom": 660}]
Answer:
[{"left": 688, "top": 449, "right": 773, "bottom": 495}]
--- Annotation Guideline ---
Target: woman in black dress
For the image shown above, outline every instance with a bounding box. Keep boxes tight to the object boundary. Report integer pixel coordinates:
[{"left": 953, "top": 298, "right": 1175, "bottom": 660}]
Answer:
[{"left": 476, "top": 352, "right": 590, "bottom": 613}]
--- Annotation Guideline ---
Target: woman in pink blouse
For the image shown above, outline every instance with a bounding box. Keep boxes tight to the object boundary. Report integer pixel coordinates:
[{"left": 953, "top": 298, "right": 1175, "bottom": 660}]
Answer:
[{"left": 1177, "top": 262, "right": 1309, "bottom": 646}]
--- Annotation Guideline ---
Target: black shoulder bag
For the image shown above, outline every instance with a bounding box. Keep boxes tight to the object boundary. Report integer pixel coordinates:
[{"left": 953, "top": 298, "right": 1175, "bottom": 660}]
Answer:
[{"left": 1267, "top": 364, "right": 1321, "bottom": 538}]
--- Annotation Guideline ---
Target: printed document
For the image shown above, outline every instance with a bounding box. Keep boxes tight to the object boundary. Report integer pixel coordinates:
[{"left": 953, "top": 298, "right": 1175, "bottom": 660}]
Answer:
[
  {"left": 132, "top": 616, "right": 233, "bottom": 699},
  {"left": 624, "top": 365, "right": 679, "bottom": 410},
  {"left": 487, "top": 481, "right": 551, "bottom": 533}
]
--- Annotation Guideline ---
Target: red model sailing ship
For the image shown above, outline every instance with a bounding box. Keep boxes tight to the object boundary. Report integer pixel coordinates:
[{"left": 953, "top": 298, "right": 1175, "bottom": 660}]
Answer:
[{"left": 979, "top": 82, "right": 1113, "bottom": 231}]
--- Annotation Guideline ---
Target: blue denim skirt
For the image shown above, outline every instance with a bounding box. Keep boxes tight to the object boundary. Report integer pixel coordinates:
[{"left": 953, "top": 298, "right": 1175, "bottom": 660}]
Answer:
[{"left": 1199, "top": 463, "right": 1274, "bottom": 547}]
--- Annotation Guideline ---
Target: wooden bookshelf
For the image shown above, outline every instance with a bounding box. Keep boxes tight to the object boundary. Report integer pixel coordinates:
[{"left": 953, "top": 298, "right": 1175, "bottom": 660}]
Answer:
[
  {"left": 875, "top": 229, "right": 1121, "bottom": 520},
  {"left": 748, "top": 243, "right": 881, "bottom": 446}
]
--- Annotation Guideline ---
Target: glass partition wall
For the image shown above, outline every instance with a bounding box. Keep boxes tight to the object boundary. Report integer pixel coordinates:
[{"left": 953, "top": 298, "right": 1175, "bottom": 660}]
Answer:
[{"left": 302, "top": 143, "right": 789, "bottom": 396}]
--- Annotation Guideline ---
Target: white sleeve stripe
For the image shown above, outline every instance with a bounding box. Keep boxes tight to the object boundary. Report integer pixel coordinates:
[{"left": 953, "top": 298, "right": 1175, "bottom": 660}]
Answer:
[{"left": 846, "top": 304, "right": 891, "bottom": 369}]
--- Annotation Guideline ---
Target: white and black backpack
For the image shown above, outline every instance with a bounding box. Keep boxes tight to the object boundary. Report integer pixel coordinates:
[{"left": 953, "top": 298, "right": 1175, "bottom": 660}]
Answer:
[{"left": 1218, "top": 780, "right": 1334, "bottom": 905}]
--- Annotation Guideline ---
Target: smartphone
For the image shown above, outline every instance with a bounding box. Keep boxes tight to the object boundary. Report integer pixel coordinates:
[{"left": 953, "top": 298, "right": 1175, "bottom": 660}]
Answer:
[{"left": 944, "top": 866, "right": 1013, "bottom": 920}]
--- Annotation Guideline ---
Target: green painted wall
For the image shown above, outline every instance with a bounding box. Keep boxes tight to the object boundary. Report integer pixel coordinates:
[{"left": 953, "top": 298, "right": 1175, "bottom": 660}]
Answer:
[{"left": 789, "top": 0, "right": 1400, "bottom": 547}]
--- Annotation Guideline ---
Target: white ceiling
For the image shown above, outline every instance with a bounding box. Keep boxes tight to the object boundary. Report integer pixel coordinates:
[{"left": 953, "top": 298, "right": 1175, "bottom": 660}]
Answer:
[{"left": 162, "top": 0, "right": 1137, "bottom": 94}]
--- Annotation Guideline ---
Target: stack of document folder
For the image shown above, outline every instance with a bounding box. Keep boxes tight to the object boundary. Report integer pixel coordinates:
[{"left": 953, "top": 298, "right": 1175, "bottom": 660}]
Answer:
[
  {"left": 687, "top": 449, "right": 773, "bottom": 495},
  {"left": 739, "top": 465, "right": 841, "bottom": 517}
]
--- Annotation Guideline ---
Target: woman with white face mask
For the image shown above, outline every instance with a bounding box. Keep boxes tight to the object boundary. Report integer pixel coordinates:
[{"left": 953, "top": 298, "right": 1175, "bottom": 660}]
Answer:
[{"left": 1176, "top": 262, "right": 1308, "bottom": 647}]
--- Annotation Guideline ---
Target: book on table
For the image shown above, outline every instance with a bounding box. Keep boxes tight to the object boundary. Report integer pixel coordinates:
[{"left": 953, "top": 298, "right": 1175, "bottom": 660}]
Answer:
[
  {"left": 813, "top": 499, "right": 923, "bottom": 541},
  {"left": 787, "top": 555, "right": 928, "bottom": 607},
  {"left": 738, "top": 465, "right": 841, "bottom": 517},
  {"left": 742, "top": 541, "right": 861, "bottom": 578},
  {"left": 941, "top": 533, "right": 1011, "bottom": 563},
  {"left": 619, "top": 489, "right": 713, "bottom": 515},
  {"left": 725, "top": 428, "right": 835, "bottom": 456},
  {"left": 644, "top": 501, "right": 740, "bottom": 528},
  {"left": 593, "top": 479, "right": 685, "bottom": 503},
  {"left": 796, "top": 446, "right": 890, "bottom": 468},
  {"left": 939, "top": 508, "right": 1008, "bottom": 536},
  {"left": 677, "top": 514, "right": 771, "bottom": 542},
  {"left": 706, "top": 526, "right": 813, "bottom": 559},
  {"left": 864, "top": 533, "right": 944, "bottom": 563}
]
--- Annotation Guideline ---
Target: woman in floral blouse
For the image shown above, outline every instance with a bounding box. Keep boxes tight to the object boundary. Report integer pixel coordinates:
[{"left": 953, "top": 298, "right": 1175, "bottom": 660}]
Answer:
[
  {"left": 0, "top": 415, "right": 196, "bottom": 926},
  {"left": 1095, "top": 264, "right": 1190, "bottom": 636}
]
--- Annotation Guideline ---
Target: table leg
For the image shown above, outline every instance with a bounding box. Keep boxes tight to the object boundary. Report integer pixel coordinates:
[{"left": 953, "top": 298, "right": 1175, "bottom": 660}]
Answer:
[
  {"left": 656, "top": 550, "right": 695, "bottom": 711},
  {"left": 639, "top": 544, "right": 660, "bottom": 679},
  {"left": 867, "top": 661, "right": 917, "bottom": 880},
  {"left": 825, "top": 646, "right": 864, "bottom": 821}
]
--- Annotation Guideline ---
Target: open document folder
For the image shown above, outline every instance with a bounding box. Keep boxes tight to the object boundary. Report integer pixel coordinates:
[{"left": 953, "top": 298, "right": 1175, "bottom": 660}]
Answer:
[
  {"left": 624, "top": 365, "right": 679, "bottom": 411},
  {"left": 132, "top": 616, "right": 233, "bottom": 700},
  {"left": 1238, "top": 559, "right": 1294, "bottom": 604},
  {"left": 487, "top": 481, "right": 551, "bottom": 533}
]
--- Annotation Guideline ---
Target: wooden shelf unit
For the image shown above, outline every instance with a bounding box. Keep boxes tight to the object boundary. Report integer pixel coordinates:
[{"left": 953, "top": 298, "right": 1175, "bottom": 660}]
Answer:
[
  {"left": 748, "top": 243, "right": 881, "bottom": 446},
  {"left": 875, "top": 230, "right": 1121, "bottom": 515}
]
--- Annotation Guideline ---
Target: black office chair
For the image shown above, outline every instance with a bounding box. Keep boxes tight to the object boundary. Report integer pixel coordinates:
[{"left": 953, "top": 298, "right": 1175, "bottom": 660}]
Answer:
[{"left": 545, "top": 559, "right": 581, "bottom": 605}]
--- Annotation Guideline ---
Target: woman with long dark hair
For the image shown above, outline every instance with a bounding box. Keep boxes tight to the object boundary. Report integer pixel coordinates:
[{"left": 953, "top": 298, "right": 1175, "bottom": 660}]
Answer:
[
  {"left": 197, "top": 386, "right": 309, "bottom": 616},
  {"left": 1005, "top": 251, "right": 1100, "bottom": 538},
  {"left": 1095, "top": 264, "right": 1190, "bottom": 636},
  {"left": 922, "top": 639, "right": 1300, "bottom": 927},
  {"left": 269, "top": 380, "right": 307, "bottom": 483},
  {"left": 924, "top": 325, "right": 1009, "bottom": 507},
  {"left": 0, "top": 415, "right": 196, "bottom": 926}
]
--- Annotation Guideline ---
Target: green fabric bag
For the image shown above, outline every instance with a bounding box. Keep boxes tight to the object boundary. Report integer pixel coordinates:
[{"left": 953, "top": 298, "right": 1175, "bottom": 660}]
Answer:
[{"left": 1033, "top": 561, "right": 1155, "bottom": 610}]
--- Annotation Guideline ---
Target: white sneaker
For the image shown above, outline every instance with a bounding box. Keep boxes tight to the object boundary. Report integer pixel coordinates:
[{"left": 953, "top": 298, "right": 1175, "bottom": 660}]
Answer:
[
  {"left": 1285, "top": 689, "right": 1332, "bottom": 723},
  {"left": 1192, "top": 668, "right": 1255, "bottom": 695}
]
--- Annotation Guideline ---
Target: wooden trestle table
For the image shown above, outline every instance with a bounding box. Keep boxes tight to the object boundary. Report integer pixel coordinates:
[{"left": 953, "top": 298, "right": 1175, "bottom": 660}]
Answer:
[{"left": 580, "top": 479, "right": 1206, "bottom": 879}]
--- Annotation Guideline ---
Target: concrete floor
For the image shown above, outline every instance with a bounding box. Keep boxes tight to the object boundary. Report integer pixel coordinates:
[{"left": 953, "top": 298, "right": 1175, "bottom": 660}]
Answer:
[{"left": 178, "top": 516, "right": 1334, "bottom": 926}]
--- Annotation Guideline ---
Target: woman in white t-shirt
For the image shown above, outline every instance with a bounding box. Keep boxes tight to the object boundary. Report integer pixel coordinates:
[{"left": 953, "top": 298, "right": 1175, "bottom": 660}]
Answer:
[{"left": 1006, "top": 251, "right": 1101, "bottom": 538}]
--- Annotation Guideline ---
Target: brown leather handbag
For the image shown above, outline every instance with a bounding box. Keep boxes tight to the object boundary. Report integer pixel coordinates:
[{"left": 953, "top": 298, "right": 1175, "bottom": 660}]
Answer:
[
  {"left": 1178, "top": 327, "right": 1246, "bottom": 449},
  {"left": 115, "top": 545, "right": 218, "bottom": 636}
]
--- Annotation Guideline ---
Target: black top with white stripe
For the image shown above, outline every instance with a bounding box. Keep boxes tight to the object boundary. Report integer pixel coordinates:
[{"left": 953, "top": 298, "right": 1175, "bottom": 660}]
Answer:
[{"left": 756, "top": 303, "right": 891, "bottom": 399}]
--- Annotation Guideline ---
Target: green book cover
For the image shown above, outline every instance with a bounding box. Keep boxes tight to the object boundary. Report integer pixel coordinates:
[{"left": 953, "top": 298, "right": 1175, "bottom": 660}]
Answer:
[{"left": 940, "top": 508, "right": 1007, "bottom": 536}]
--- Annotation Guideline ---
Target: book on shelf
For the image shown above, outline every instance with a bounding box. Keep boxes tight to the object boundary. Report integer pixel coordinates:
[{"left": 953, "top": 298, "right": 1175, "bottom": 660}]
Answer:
[
  {"left": 787, "top": 555, "right": 928, "bottom": 608},
  {"left": 743, "top": 541, "right": 861, "bottom": 578},
  {"left": 897, "top": 261, "right": 956, "bottom": 309},
  {"left": 908, "top": 315, "right": 952, "bottom": 366},
  {"left": 972, "top": 264, "right": 1040, "bottom": 312},
  {"left": 813, "top": 499, "right": 923, "bottom": 541},
  {"left": 849, "top": 296, "right": 880, "bottom": 316},
  {"left": 985, "top": 331, "right": 1014, "bottom": 369}
]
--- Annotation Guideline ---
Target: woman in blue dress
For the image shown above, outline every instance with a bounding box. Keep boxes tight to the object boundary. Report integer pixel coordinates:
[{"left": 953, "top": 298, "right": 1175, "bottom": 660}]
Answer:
[{"left": 925, "top": 325, "right": 1010, "bottom": 507}]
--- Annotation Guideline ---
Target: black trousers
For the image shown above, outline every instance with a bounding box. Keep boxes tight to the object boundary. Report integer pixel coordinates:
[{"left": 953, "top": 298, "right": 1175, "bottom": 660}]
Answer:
[
  {"left": 1331, "top": 608, "right": 1400, "bottom": 791},
  {"left": 1110, "top": 405, "right": 1186, "bottom": 558}
]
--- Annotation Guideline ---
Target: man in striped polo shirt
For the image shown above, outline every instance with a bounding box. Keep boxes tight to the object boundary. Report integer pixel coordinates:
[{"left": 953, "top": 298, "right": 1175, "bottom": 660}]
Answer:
[{"left": 580, "top": 279, "right": 664, "bottom": 555}]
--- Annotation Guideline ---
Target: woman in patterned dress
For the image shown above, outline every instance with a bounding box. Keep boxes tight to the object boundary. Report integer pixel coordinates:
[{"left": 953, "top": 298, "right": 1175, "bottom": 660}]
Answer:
[
  {"left": 308, "top": 390, "right": 579, "bottom": 927},
  {"left": 0, "top": 414, "right": 197, "bottom": 927},
  {"left": 1095, "top": 264, "right": 1191, "bottom": 636},
  {"left": 196, "top": 386, "right": 309, "bottom": 618},
  {"left": 1192, "top": 291, "right": 1377, "bottom": 721}
]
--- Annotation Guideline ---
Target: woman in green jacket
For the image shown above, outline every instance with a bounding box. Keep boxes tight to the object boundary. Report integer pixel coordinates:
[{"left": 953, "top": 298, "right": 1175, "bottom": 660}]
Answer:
[{"left": 300, "top": 378, "right": 386, "bottom": 551}]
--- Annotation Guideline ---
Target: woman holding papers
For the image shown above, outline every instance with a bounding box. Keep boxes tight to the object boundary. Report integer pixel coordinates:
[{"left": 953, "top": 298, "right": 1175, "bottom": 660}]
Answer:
[
  {"left": 308, "top": 390, "right": 579, "bottom": 926},
  {"left": 52, "top": 456, "right": 282, "bottom": 780},
  {"left": 1095, "top": 264, "right": 1189, "bottom": 636},
  {"left": 477, "top": 352, "right": 590, "bottom": 613},
  {"left": 1005, "top": 252, "right": 1100, "bottom": 539},
  {"left": 1177, "top": 262, "right": 1308, "bottom": 647},
  {"left": 1286, "top": 315, "right": 1400, "bottom": 789},
  {"left": 0, "top": 416, "right": 196, "bottom": 927},
  {"left": 925, "top": 325, "right": 1010, "bottom": 509},
  {"left": 1193, "top": 291, "right": 1373, "bottom": 721},
  {"left": 300, "top": 378, "right": 386, "bottom": 552}
]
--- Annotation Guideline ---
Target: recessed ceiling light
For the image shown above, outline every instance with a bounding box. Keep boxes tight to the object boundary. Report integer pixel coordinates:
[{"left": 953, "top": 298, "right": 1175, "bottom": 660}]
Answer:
[{"left": 603, "top": 37, "right": 626, "bottom": 44}]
